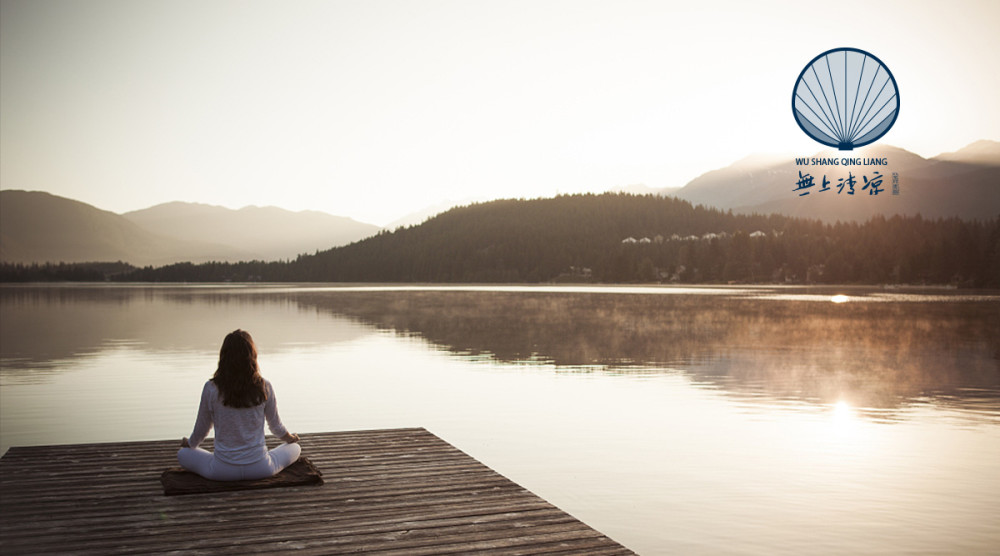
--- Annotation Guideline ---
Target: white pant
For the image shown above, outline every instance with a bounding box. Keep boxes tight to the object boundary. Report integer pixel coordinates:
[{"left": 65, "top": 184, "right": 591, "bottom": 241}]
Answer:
[{"left": 177, "top": 443, "right": 301, "bottom": 481}]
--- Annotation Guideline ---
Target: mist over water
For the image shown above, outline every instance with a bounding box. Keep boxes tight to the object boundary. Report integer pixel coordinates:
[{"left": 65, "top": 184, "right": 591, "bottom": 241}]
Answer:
[{"left": 2, "top": 284, "right": 998, "bottom": 555}]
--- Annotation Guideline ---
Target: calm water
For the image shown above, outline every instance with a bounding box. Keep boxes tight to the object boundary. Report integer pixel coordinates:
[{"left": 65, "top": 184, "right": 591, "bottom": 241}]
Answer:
[{"left": 1, "top": 284, "right": 998, "bottom": 555}]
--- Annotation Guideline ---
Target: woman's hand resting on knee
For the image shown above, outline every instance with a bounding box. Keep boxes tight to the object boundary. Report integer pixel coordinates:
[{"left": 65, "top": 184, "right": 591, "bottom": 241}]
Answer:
[{"left": 281, "top": 432, "right": 300, "bottom": 444}]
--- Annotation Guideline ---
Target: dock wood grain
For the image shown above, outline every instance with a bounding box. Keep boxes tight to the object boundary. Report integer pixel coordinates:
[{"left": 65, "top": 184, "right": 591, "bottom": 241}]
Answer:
[{"left": 0, "top": 428, "right": 633, "bottom": 554}]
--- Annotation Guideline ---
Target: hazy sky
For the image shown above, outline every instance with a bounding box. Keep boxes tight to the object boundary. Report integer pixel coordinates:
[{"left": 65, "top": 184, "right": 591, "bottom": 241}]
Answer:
[{"left": 2, "top": 0, "right": 998, "bottom": 226}]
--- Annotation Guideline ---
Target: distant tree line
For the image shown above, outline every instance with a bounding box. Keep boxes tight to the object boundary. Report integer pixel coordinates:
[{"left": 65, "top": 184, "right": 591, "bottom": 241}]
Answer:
[
  {"left": 3, "top": 194, "right": 999, "bottom": 287},
  {"left": 0, "top": 261, "right": 135, "bottom": 282}
]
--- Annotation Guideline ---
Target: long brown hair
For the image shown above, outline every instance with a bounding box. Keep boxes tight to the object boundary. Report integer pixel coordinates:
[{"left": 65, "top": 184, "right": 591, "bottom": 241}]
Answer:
[{"left": 212, "top": 329, "right": 267, "bottom": 408}]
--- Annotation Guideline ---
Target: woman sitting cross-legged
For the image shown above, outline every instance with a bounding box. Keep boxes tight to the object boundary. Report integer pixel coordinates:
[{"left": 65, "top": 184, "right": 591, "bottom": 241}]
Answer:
[{"left": 178, "top": 329, "right": 301, "bottom": 481}]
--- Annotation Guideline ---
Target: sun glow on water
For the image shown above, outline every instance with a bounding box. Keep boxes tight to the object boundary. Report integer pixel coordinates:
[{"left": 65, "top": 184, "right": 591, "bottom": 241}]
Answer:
[
  {"left": 831, "top": 294, "right": 849, "bottom": 303},
  {"left": 827, "top": 399, "right": 865, "bottom": 442},
  {"left": 833, "top": 399, "right": 853, "bottom": 420}
]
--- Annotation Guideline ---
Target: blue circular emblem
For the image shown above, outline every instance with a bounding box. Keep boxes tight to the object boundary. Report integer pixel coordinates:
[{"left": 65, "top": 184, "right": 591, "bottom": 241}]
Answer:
[{"left": 792, "top": 47, "right": 899, "bottom": 151}]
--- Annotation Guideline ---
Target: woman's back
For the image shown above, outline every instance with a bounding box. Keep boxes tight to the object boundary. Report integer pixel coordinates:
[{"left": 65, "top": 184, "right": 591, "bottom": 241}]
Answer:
[
  {"left": 189, "top": 379, "right": 288, "bottom": 465},
  {"left": 177, "top": 329, "right": 300, "bottom": 481}
]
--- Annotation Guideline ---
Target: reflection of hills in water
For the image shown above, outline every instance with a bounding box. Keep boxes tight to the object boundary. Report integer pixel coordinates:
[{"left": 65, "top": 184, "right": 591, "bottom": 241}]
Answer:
[
  {"left": 295, "top": 290, "right": 1000, "bottom": 420},
  {"left": 3, "top": 285, "right": 997, "bottom": 421},
  {"left": 0, "top": 286, "right": 373, "bottom": 374}
]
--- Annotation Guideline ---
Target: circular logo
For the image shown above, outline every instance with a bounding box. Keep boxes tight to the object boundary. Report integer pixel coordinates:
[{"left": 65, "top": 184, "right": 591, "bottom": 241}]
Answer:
[{"left": 792, "top": 47, "right": 899, "bottom": 151}]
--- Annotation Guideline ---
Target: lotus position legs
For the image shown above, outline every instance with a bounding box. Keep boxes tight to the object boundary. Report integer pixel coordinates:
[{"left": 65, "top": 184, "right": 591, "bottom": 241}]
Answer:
[{"left": 178, "top": 442, "right": 301, "bottom": 481}]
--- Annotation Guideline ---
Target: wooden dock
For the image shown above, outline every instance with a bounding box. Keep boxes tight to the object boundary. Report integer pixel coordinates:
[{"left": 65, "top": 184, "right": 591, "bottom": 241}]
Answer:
[{"left": 0, "top": 428, "right": 634, "bottom": 554}]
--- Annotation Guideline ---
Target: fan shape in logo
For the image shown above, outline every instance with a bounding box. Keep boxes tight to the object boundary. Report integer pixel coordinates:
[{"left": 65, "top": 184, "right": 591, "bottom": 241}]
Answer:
[{"left": 792, "top": 47, "right": 899, "bottom": 151}]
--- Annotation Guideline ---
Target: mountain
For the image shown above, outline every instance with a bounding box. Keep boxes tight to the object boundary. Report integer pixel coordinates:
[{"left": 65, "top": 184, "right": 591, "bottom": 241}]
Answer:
[
  {"left": 122, "top": 193, "right": 1000, "bottom": 287},
  {"left": 665, "top": 152, "right": 811, "bottom": 211},
  {"left": 0, "top": 190, "right": 247, "bottom": 265},
  {"left": 931, "top": 139, "right": 1000, "bottom": 165},
  {"left": 0, "top": 191, "right": 377, "bottom": 265},
  {"left": 668, "top": 141, "right": 1000, "bottom": 222},
  {"left": 123, "top": 202, "right": 379, "bottom": 261}
]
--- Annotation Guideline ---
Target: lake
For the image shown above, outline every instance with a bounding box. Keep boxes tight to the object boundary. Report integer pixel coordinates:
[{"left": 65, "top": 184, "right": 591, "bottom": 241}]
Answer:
[{"left": 1, "top": 284, "right": 998, "bottom": 555}]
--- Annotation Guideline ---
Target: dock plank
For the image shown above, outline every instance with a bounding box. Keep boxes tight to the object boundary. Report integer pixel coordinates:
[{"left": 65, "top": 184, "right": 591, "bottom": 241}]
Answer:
[{"left": 0, "top": 428, "right": 633, "bottom": 554}]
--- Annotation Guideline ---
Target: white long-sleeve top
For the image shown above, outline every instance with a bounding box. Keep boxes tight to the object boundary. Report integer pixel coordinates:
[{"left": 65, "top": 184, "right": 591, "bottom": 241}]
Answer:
[{"left": 187, "top": 379, "right": 289, "bottom": 465}]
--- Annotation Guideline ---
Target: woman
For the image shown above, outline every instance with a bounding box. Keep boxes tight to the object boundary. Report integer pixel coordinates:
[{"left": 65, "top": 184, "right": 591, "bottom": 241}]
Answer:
[{"left": 177, "top": 329, "right": 301, "bottom": 481}]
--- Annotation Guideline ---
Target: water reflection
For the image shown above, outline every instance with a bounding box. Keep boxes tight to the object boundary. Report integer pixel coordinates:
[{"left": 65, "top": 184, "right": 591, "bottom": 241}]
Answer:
[
  {"left": 2, "top": 285, "right": 998, "bottom": 422},
  {"left": 287, "top": 289, "right": 1000, "bottom": 421},
  {"left": 0, "top": 285, "right": 374, "bottom": 378}
]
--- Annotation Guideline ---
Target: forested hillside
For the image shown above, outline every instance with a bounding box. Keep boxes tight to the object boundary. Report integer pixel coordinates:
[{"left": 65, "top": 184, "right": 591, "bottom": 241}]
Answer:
[
  {"left": 290, "top": 194, "right": 789, "bottom": 282},
  {"left": 99, "top": 193, "right": 1000, "bottom": 287}
]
